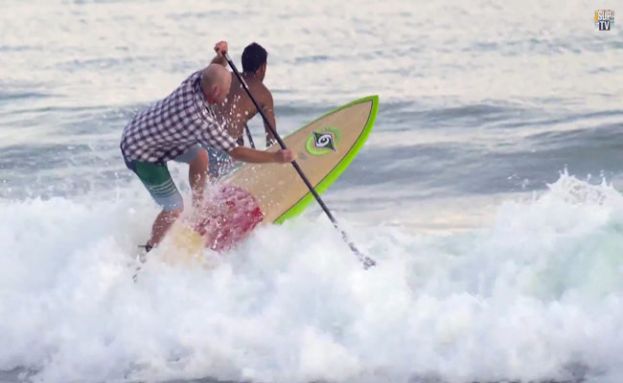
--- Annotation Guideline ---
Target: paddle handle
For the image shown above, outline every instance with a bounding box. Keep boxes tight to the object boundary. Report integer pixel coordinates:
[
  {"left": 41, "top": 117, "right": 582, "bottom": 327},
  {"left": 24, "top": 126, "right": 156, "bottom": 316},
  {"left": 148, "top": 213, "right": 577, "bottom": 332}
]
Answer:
[{"left": 223, "top": 53, "right": 375, "bottom": 269}]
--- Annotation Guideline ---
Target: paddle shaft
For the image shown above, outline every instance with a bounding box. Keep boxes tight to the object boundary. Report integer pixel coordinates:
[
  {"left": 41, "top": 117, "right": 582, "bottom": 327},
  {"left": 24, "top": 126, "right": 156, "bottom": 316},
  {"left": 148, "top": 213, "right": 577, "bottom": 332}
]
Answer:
[
  {"left": 223, "top": 53, "right": 375, "bottom": 269},
  {"left": 243, "top": 123, "right": 255, "bottom": 148}
]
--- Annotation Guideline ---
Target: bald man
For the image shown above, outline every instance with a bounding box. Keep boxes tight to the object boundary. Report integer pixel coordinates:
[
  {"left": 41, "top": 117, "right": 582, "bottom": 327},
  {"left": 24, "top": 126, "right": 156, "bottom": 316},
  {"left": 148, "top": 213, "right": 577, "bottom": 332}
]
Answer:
[{"left": 120, "top": 41, "right": 293, "bottom": 251}]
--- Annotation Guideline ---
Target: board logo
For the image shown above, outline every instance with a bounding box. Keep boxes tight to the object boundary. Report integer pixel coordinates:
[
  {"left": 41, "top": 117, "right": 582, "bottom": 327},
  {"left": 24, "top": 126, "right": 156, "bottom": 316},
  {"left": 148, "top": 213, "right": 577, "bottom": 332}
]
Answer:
[
  {"left": 306, "top": 126, "right": 341, "bottom": 156},
  {"left": 595, "top": 9, "right": 615, "bottom": 31}
]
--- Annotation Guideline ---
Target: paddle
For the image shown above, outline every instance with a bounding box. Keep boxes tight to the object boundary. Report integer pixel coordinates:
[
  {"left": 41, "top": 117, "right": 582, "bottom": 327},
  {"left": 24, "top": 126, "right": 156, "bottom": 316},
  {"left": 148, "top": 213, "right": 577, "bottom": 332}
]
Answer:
[
  {"left": 243, "top": 123, "right": 256, "bottom": 148},
  {"left": 224, "top": 53, "right": 376, "bottom": 269}
]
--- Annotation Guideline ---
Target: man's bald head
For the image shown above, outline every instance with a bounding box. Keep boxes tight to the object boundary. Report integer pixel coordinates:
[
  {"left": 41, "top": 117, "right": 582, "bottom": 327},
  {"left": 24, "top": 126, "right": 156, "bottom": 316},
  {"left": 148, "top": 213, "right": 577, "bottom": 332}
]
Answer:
[{"left": 200, "top": 64, "right": 232, "bottom": 104}]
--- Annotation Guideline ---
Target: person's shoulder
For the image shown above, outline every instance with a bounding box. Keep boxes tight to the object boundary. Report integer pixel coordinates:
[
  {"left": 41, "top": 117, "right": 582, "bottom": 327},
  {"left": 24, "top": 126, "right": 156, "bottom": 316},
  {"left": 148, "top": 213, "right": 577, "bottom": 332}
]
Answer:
[
  {"left": 253, "top": 81, "right": 273, "bottom": 103},
  {"left": 182, "top": 69, "right": 203, "bottom": 86},
  {"left": 257, "top": 80, "right": 271, "bottom": 93},
  {"left": 175, "top": 70, "right": 204, "bottom": 100}
]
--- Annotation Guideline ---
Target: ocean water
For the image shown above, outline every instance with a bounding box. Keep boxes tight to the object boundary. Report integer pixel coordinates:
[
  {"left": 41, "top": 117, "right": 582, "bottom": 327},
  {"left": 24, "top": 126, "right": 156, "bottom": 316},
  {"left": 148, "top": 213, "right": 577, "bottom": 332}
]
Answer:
[{"left": 1, "top": 0, "right": 623, "bottom": 382}]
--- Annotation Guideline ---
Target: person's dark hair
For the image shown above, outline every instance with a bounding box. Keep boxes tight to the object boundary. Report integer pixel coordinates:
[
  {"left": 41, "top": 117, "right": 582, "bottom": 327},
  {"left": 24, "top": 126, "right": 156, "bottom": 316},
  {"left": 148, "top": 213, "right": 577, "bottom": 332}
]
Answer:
[{"left": 242, "top": 42, "right": 268, "bottom": 73}]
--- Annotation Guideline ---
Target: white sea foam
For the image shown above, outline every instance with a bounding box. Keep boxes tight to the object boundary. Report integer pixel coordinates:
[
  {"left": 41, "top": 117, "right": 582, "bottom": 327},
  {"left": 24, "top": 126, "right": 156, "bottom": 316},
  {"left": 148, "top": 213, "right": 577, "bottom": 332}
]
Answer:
[{"left": 1, "top": 175, "right": 623, "bottom": 383}]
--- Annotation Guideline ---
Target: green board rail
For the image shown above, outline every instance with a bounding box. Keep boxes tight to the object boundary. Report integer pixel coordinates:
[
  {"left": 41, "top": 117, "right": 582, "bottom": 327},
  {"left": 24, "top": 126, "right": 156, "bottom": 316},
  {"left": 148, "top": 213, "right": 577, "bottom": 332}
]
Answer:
[{"left": 274, "top": 95, "right": 379, "bottom": 224}]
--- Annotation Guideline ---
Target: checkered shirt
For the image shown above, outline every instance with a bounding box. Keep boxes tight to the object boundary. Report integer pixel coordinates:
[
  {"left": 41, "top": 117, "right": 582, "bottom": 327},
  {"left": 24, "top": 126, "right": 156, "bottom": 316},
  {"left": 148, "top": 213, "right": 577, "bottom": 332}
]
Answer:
[{"left": 120, "top": 70, "right": 238, "bottom": 163}]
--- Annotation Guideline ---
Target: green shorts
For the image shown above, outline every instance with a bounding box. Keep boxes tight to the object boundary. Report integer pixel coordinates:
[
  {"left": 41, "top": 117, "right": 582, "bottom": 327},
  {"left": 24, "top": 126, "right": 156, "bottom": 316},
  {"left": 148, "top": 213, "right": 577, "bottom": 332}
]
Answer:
[
  {"left": 127, "top": 161, "right": 182, "bottom": 211},
  {"left": 125, "top": 145, "right": 236, "bottom": 211},
  {"left": 125, "top": 145, "right": 205, "bottom": 211}
]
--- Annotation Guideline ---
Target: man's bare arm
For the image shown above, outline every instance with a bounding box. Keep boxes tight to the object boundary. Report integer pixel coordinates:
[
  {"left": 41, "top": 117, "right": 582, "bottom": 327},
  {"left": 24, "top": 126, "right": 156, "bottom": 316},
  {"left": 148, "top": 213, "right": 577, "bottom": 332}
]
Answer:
[
  {"left": 229, "top": 146, "right": 293, "bottom": 163},
  {"left": 211, "top": 41, "right": 228, "bottom": 66},
  {"left": 211, "top": 55, "right": 227, "bottom": 66},
  {"left": 261, "top": 90, "right": 277, "bottom": 147}
]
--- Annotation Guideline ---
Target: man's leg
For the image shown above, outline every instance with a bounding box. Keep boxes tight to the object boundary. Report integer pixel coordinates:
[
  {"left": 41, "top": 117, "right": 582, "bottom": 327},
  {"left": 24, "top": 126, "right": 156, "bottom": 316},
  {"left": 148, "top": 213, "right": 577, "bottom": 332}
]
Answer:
[
  {"left": 147, "top": 208, "right": 183, "bottom": 248},
  {"left": 130, "top": 161, "right": 185, "bottom": 249},
  {"left": 174, "top": 145, "right": 210, "bottom": 208},
  {"left": 188, "top": 148, "right": 209, "bottom": 207}
]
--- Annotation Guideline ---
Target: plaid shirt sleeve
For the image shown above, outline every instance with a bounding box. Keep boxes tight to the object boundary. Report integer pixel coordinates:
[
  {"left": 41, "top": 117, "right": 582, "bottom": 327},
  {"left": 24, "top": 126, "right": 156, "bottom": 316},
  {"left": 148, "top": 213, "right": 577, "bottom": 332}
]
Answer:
[{"left": 196, "top": 109, "right": 239, "bottom": 152}]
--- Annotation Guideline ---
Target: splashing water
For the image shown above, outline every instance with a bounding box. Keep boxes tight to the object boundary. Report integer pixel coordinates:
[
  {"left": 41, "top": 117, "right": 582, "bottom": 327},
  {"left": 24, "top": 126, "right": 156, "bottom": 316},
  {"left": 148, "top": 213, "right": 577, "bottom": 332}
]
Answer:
[{"left": 1, "top": 174, "right": 623, "bottom": 383}]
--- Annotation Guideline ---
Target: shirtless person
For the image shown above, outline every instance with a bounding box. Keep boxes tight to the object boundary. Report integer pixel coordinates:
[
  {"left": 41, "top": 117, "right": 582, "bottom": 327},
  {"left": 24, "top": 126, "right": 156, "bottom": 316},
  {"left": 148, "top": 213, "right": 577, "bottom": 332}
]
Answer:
[
  {"left": 120, "top": 41, "right": 293, "bottom": 251},
  {"left": 208, "top": 42, "right": 277, "bottom": 177}
]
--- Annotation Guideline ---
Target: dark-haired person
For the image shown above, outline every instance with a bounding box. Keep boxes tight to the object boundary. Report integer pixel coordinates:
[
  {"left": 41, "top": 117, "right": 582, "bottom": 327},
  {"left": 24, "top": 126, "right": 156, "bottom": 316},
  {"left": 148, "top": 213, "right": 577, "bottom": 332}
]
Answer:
[
  {"left": 120, "top": 41, "right": 294, "bottom": 251},
  {"left": 208, "top": 42, "right": 278, "bottom": 177}
]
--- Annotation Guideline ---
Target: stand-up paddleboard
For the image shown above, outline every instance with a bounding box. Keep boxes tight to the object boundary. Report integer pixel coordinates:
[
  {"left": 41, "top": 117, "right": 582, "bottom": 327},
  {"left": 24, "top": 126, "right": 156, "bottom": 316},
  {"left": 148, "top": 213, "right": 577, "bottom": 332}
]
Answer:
[{"left": 160, "top": 95, "right": 379, "bottom": 260}]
